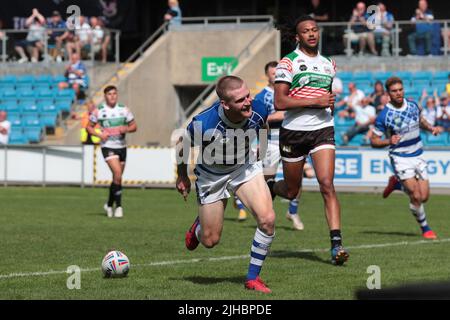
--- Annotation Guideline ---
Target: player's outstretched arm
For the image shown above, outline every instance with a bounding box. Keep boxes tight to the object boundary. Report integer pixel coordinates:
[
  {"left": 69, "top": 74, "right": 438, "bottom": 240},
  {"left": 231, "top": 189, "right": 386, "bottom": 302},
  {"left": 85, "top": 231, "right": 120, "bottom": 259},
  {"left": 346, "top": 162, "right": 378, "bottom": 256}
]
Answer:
[
  {"left": 176, "top": 136, "right": 191, "bottom": 201},
  {"left": 274, "top": 82, "right": 335, "bottom": 111}
]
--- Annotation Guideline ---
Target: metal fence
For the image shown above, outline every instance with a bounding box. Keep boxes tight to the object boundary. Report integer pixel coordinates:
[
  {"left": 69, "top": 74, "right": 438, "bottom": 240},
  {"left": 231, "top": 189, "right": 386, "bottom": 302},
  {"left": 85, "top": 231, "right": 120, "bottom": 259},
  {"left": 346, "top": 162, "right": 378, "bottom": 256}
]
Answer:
[
  {"left": 0, "top": 28, "right": 121, "bottom": 64},
  {"left": 316, "top": 20, "right": 449, "bottom": 57}
]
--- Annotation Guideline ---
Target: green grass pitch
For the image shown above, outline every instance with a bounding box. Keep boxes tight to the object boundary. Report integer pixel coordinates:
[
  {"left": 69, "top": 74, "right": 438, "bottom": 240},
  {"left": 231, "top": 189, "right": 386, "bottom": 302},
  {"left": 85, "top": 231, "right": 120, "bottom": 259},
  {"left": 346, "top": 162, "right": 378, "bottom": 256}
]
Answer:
[{"left": 0, "top": 186, "right": 449, "bottom": 299}]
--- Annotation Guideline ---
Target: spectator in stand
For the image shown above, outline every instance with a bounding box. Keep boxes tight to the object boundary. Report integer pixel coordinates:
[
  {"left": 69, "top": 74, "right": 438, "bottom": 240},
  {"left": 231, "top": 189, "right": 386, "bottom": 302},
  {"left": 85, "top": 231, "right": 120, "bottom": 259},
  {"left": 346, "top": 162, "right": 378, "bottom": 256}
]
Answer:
[
  {"left": 341, "top": 97, "right": 376, "bottom": 145},
  {"left": 419, "top": 89, "right": 439, "bottom": 127},
  {"left": 346, "top": 2, "right": 378, "bottom": 56},
  {"left": 98, "top": 17, "right": 111, "bottom": 63},
  {"left": 164, "top": 0, "right": 182, "bottom": 25},
  {"left": 89, "top": 16, "right": 105, "bottom": 60},
  {"left": 58, "top": 52, "right": 88, "bottom": 99},
  {"left": 14, "top": 8, "right": 46, "bottom": 63},
  {"left": 47, "top": 11, "right": 69, "bottom": 62},
  {"left": 66, "top": 16, "right": 91, "bottom": 59},
  {"left": 0, "top": 111, "right": 11, "bottom": 145},
  {"left": 369, "top": 80, "right": 386, "bottom": 112},
  {"left": 436, "top": 92, "right": 450, "bottom": 132},
  {"left": 408, "top": 0, "right": 434, "bottom": 56},
  {"left": 373, "top": 2, "right": 394, "bottom": 57},
  {"left": 307, "top": 0, "right": 329, "bottom": 22},
  {"left": 337, "top": 82, "right": 365, "bottom": 119}
]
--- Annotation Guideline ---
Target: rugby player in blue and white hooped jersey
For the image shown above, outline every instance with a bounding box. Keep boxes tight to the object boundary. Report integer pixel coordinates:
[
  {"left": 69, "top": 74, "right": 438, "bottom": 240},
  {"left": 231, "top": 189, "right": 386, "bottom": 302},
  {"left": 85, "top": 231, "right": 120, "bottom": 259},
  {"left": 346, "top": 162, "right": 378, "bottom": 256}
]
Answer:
[
  {"left": 176, "top": 76, "right": 275, "bottom": 294},
  {"left": 370, "top": 77, "right": 440, "bottom": 239}
]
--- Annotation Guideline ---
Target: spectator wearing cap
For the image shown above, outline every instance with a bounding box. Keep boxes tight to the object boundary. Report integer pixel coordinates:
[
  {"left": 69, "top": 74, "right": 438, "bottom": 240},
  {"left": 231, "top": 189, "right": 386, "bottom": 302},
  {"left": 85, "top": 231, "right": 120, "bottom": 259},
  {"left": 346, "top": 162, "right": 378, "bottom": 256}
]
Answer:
[
  {"left": 164, "top": 0, "right": 182, "bottom": 26},
  {"left": 14, "top": 8, "right": 46, "bottom": 63},
  {"left": 47, "top": 10, "right": 69, "bottom": 62}
]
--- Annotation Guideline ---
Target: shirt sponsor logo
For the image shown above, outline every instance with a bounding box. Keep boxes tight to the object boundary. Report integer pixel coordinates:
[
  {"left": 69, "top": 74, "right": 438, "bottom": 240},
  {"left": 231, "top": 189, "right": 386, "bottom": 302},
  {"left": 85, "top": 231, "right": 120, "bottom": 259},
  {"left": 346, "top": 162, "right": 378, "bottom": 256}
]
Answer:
[{"left": 299, "top": 64, "right": 307, "bottom": 71}]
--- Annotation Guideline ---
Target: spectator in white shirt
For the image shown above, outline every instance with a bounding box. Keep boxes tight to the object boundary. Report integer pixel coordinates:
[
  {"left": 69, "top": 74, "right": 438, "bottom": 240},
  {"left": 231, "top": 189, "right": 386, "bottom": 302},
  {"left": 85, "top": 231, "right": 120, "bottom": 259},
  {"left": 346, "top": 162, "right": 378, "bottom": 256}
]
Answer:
[
  {"left": 337, "top": 82, "right": 365, "bottom": 119},
  {"left": 14, "top": 8, "right": 46, "bottom": 63},
  {"left": 342, "top": 97, "right": 376, "bottom": 145},
  {"left": 0, "top": 111, "right": 11, "bottom": 145},
  {"left": 437, "top": 92, "right": 450, "bottom": 131}
]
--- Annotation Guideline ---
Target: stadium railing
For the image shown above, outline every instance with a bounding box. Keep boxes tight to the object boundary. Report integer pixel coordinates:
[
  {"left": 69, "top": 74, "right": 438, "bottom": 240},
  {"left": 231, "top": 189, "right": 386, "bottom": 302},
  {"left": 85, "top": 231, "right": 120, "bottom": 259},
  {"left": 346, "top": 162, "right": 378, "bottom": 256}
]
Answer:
[
  {"left": 317, "top": 20, "right": 450, "bottom": 57},
  {"left": 0, "top": 28, "right": 121, "bottom": 65}
]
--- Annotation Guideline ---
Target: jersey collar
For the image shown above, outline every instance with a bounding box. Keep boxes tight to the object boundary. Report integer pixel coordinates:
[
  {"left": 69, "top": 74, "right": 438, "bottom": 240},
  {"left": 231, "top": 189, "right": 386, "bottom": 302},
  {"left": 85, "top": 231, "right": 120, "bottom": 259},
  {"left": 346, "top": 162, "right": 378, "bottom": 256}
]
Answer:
[
  {"left": 218, "top": 104, "right": 248, "bottom": 128},
  {"left": 386, "top": 99, "right": 407, "bottom": 112}
]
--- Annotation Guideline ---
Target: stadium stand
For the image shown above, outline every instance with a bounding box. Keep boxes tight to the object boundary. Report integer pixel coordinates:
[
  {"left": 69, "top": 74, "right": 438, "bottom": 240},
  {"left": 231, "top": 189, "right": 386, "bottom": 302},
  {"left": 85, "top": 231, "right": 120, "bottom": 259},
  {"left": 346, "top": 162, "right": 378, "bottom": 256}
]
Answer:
[
  {"left": 0, "top": 74, "right": 75, "bottom": 144},
  {"left": 334, "top": 70, "right": 450, "bottom": 147}
]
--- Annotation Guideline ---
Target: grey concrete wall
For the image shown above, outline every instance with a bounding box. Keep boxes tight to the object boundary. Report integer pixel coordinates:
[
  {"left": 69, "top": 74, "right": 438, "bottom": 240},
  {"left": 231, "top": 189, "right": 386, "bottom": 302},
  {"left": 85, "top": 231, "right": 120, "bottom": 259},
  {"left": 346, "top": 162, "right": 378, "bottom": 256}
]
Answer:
[
  {"left": 118, "top": 36, "right": 182, "bottom": 146},
  {"left": 169, "top": 29, "right": 261, "bottom": 85}
]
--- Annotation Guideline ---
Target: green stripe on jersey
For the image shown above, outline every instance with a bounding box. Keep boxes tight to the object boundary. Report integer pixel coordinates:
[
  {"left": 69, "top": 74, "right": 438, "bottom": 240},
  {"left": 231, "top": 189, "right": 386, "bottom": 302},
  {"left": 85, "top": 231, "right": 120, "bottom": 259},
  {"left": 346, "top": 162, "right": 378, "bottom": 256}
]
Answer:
[
  {"left": 291, "top": 72, "right": 333, "bottom": 90},
  {"left": 284, "top": 51, "right": 299, "bottom": 61},
  {"left": 99, "top": 117, "right": 127, "bottom": 128}
]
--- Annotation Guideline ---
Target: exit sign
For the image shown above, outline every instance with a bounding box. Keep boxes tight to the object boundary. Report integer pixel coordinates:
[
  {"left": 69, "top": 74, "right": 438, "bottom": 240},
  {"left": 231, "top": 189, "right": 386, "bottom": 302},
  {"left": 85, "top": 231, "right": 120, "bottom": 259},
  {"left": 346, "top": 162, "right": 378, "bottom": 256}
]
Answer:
[{"left": 201, "top": 57, "right": 238, "bottom": 82}]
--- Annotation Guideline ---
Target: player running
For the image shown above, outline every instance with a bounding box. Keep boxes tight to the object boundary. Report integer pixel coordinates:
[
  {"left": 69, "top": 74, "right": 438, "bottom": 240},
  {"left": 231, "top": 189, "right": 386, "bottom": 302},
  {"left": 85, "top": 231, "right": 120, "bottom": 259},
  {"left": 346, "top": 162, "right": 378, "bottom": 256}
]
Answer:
[
  {"left": 269, "top": 15, "right": 349, "bottom": 265},
  {"left": 257, "top": 60, "right": 313, "bottom": 230},
  {"left": 176, "top": 76, "right": 276, "bottom": 293},
  {"left": 87, "top": 85, "right": 137, "bottom": 218},
  {"left": 370, "top": 77, "right": 439, "bottom": 239}
]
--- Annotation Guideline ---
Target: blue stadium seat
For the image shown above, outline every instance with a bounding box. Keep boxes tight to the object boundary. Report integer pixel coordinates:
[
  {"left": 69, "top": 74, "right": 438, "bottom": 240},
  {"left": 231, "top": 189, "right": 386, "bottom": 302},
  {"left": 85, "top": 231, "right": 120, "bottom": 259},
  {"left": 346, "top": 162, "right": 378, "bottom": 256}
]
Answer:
[
  {"left": 431, "top": 79, "right": 447, "bottom": 93},
  {"left": 16, "top": 75, "right": 34, "bottom": 84},
  {"left": 372, "top": 71, "right": 393, "bottom": 83},
  {"left": 34, "top": 83, "right": 52, "bottom": 91},
  {"left": 52, "top": 75, "right": 66, "bottom": 85},
  {"left": 9, "top": 128, "right": 28, "bottom": 145},
  {"left": 347, "top": 134, "right": 365, "bottom": 146},
  {"left": 0, "top": 75, "right": 16, "bottom": 84},
  {"left": 335, "top": 117, "right": 355, "bottom": 131},
  {"left": 20, "top": 100, "right": 40, "bottom": 113},
  {"left": 412, "top": 71, "right": 433, "bottom": 80},
  {"left": 0, "top": 83, "right": 15, "bottom": 91},
  {"left": 426, "top": 132, "right": 448, "bottom": 146},
  {"left": 17, "top": 88, "right": 36, "bottom": 98},
  {"left": 40, "top": 112, "right": 58, "bottom": 128},
  {"left": 56, "top": 88, "right": 75, "bottom": 100},
  {"left": 337, "top": 72, "right": 353, "bottom": 82},
  {"left": 36, "top": 99, "right": 56, "bottom": 111},
  {"left": 2, "top": 89, "right": 17, "bottom": 98},
  {"left": 353, "top": 72, "right": 373, "bottom": 83},
  {"left": 38, "top": 88, "right": 55, "bottom": 99},
  {"left": 16, "top": 83, "right": 33, "bottom": 91},
  {"left": 433, "top": 71, "right": 449, "bottom": 81},
  {"left": 0, "top": 104, "right": 5, "bottom": 111},
  {"left": 55, "top": 97, "right": 73, "bottom": 113},
  {"left": 7, "top": 113, "right": 22, "bottom": 127},
  {"left": 394, "top": 71, "right": 412, "bottom": 83},
  {"left": 34, "top": 74, "right": 53, "bottom": 84},
  {"left": 23, "top": 127, "right": 43, "bottom": 143},
  {"left": 3, "top": 99, "right": 19, "bottom": 112}
]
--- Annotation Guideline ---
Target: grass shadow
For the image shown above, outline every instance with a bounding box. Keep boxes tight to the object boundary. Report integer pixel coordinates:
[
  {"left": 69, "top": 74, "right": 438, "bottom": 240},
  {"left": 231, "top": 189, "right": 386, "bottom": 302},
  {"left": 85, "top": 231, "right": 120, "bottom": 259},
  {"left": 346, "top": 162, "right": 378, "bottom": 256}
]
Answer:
[
  {"left": 270, "top": 250, "right": 331, "bottom": 265},
  {"left": 361, "top": 230, "right": 418, "bottom": 237},
  {"left": 175, "top": 275, "right": 244, "bottom": 285}
]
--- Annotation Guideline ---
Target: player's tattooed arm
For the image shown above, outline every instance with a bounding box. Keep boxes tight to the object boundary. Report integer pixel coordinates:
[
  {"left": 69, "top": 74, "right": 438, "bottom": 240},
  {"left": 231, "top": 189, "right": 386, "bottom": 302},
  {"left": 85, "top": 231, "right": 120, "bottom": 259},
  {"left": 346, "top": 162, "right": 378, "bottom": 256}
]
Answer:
[
  {"left": 370, "top": 133, "right": 400, "bottom": 148},
  {"left": 419, "top": 115, "right": 440, "bottom": 136}
]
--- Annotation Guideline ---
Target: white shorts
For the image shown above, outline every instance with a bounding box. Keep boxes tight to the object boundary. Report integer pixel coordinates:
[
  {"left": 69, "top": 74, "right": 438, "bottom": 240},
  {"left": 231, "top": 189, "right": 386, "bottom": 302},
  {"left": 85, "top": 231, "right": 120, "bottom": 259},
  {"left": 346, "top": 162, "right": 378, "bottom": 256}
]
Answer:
[
  {"left": 194, "top": 161, "right": 263, "bottom": 205},
  {"left": 262, "top": 140, "right": 281, "bottom": 176},
  {"left": 390, "top": 154, "right": 428, "bottom": 181}
]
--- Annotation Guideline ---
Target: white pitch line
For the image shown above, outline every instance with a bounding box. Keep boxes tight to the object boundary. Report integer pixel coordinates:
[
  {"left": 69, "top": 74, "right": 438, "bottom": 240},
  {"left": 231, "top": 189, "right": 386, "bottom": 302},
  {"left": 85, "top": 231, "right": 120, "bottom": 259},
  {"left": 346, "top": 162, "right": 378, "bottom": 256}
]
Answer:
[{"left": 0, "top": 238, "right": 448, "bottom": 280}]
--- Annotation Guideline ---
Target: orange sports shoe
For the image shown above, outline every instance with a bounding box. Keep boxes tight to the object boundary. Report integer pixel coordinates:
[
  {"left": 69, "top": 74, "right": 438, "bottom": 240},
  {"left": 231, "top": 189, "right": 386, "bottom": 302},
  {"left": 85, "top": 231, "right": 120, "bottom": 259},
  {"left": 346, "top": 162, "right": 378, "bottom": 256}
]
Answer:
[
  {"left": 185, "top": 217, "right": 200, "bottom": 250},
  {"left": 245, "top": 276, "right": 271, "bottom": 294},
  {"left": 422, "top": 230, "right": 437, "bottom": 240}
]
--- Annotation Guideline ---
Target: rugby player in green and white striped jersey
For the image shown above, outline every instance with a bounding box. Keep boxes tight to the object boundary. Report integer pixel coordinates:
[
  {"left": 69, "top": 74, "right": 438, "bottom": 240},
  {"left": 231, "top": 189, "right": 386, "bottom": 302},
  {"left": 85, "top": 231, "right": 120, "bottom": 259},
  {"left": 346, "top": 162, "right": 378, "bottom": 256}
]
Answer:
[{"left": 269, "top": 15, "right": 349, "bottom": 266}]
